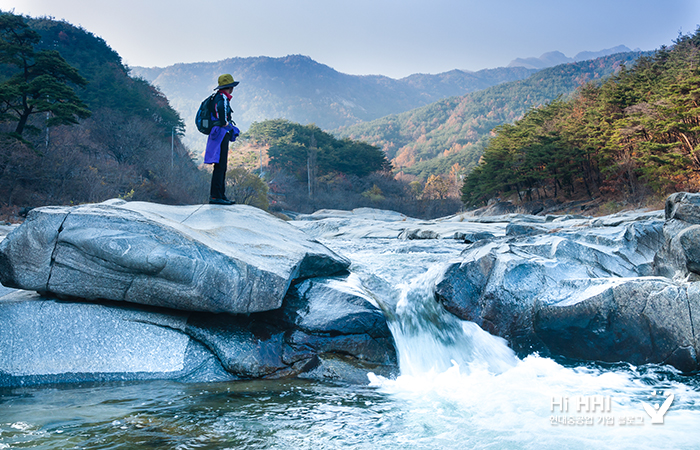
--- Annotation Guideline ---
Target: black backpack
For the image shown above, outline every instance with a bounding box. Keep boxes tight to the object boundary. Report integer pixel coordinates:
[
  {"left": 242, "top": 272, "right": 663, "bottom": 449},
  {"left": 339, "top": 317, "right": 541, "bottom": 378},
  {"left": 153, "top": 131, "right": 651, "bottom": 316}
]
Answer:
[{"left": 195, "top": 93, "right": 217, "bottom": 135}]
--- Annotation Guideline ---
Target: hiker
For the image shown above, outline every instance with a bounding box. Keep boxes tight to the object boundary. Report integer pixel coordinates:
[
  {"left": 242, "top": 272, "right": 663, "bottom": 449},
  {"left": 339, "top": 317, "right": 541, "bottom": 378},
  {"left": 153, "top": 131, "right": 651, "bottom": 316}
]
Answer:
[{"left": 204, "top": 74, "right": 240, "bottom": 205}]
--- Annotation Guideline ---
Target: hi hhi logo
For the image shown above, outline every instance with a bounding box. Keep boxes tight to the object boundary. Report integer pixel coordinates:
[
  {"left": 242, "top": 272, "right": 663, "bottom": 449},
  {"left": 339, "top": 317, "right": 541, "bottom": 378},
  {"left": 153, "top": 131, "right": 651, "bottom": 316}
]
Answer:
[
  {"left": 551, "top": 395, "right": 613, "bottom": 413},
  {"left": 549, "top": 391, "right": 674, "bottom": 427},
  {"left": 642, "top": 390, "right": 674, "bottom": 424}
]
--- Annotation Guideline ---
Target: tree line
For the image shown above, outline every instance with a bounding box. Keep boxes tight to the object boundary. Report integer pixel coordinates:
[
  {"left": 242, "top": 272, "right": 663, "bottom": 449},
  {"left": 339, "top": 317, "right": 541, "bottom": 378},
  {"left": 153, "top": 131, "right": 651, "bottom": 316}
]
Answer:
[
  {"left": 461, "top": 29, "right": 700, "bottom": 207},
  {"left": 245, "top": 119, "right": 390, "bottom": 178}
]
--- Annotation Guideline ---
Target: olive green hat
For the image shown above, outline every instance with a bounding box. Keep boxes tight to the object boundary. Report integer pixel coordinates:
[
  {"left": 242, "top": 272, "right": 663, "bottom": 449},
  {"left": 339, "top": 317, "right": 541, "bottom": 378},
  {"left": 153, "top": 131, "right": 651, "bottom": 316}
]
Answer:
[{"left": 215, "top": 73, "right": 239, "bottom": 90}]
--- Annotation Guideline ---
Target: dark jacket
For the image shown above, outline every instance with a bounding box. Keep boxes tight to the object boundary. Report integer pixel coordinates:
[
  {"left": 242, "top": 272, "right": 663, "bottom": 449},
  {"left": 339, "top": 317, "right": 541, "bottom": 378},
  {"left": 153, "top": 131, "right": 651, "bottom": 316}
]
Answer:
[{"left": 211, "top": 91, "right": 232, "bottom": 127}]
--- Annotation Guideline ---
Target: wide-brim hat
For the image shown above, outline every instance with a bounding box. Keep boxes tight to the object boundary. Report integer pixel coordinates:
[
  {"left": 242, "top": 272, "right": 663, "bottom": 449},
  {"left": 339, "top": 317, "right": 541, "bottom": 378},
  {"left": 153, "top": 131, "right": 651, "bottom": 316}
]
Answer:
[{"left": 215, "top": 73, "right": 239, "bottom": 90}]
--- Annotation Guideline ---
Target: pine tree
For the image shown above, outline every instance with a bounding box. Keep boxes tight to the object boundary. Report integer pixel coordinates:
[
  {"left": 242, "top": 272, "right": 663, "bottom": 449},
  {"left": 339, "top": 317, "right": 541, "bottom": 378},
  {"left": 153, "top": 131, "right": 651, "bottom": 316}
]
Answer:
[{"left": 0, "top": 13, "right": 90, "bottom": 139}]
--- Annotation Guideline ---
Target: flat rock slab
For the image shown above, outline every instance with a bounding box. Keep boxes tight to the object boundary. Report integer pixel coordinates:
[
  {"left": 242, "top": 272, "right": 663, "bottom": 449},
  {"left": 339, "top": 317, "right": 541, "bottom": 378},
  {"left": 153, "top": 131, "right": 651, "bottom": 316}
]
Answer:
[
  {"left": 0, "top": 200, "right": 349, "bottom": 314},
  {"left": 292, "top": 215, "right": 507, "bottom": 241},
  {"left": 0, "top": 291, "right": 233, "bottom": 386}
]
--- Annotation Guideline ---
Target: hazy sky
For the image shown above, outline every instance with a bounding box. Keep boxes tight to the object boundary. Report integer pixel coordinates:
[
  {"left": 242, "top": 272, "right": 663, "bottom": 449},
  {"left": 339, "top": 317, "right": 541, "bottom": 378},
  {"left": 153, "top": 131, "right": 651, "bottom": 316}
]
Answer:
[{"left": 0, "top": 0, "right": 698, "bottom": 78}]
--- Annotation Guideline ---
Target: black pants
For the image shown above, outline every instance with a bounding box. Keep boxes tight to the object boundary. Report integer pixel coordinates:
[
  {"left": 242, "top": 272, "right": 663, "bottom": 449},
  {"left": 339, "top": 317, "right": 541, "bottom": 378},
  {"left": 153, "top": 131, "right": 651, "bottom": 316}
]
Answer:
[{"left": 210, "top": 134, "right": 230, "bottom": 199}]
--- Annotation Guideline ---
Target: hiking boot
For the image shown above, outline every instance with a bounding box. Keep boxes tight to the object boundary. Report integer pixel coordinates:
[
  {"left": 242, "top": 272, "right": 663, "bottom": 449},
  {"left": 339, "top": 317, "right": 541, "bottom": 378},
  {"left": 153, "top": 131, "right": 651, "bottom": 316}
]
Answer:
[{"left": 209, "top": 197, "right": 234, "bottom": 205}]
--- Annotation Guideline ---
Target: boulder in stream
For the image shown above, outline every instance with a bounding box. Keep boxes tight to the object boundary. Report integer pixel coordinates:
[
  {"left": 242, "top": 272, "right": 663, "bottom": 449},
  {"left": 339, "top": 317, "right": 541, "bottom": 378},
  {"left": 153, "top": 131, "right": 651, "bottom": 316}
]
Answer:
[
  {"left": 435, "top": 212, "right": 700, "bottom": 372},
  {"left": 0, "top": 200, "right": 349, "bottom": 314},
  {"left": 0, "top": 275, "right": 397, "bottom": 387}
]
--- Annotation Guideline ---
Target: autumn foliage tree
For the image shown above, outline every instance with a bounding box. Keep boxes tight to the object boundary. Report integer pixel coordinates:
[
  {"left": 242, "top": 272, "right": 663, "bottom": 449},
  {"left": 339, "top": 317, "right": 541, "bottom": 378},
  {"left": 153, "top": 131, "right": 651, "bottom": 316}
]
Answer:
[{"left": 462, "top": 28, "right": 700, "bottom": 207}]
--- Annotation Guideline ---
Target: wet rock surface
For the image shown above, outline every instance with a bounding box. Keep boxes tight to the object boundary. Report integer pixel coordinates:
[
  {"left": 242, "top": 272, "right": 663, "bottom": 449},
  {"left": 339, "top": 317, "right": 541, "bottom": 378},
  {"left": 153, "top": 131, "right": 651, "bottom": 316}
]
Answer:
[
  {"left": 0, "top": 201, "right": 394, "bottom": 387},
  {"left": 4, "top": 194, "right": 700, "bottom": 385},
  {"left": 0, "top": 290, "right": 232, "bottom": 387}
]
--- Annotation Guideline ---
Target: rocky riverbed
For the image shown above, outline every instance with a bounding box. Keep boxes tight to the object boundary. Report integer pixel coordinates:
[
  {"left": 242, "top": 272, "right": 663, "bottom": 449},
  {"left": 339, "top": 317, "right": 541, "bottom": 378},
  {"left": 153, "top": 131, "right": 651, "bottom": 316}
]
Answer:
[{"left": 1, "top": 193, "right": 700, "bottom": 387}]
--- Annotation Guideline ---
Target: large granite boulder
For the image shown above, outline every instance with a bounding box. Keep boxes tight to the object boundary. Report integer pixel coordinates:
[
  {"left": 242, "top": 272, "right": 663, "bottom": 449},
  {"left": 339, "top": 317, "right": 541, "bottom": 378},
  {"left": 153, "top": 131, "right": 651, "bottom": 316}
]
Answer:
[
  {"left": 186, "top": 276, "right": 396, "bottom": 384},
  {"left": 0, "top": 276, "right": 397, "bottom": 387},
  {"left": 434, "top": 214, "right": 700, "bottom": 371},
  {"left": 654, "top": 192, "right": 700, "bottom": 280},
  {"left": 0, "top": 200, "right": 349, "bottom": 314},
  {"left": 534, "top": 278, "right": 700, "bottom": 371}
]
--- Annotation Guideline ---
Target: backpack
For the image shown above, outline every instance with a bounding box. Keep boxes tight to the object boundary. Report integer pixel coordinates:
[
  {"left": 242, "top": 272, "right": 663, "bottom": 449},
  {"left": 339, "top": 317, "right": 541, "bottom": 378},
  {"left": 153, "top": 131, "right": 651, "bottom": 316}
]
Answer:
[{"left": 195, "top": 93, "right": 217, "bottom": 135}]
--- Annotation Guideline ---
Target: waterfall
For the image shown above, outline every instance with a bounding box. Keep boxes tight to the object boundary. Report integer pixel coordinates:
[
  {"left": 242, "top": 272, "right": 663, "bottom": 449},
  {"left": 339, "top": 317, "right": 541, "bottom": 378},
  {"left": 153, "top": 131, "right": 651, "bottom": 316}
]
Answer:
[{"left": 386, "top": 264, "right": 518, "bottom": 377}]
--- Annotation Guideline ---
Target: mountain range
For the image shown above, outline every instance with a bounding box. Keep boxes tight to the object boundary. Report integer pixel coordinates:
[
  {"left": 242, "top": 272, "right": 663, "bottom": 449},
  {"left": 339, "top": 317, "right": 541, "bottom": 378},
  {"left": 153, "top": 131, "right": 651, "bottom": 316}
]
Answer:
[
  {"left": 131, "top": 57, "right": 537, "bottom": 149},
  {"left": 132, "top": 46, "right": 641, "bottom": 174},
  {"left": 338, "top": 51, "right": 647, "bottom": 179},
  {"left": 507, "top": 45, "right": 634, "bottom": 69}
]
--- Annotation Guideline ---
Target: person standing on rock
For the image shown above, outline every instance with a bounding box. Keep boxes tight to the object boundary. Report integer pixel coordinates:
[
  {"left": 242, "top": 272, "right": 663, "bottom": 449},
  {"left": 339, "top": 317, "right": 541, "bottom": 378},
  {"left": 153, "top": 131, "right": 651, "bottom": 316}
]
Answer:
[{"left": 204, "top": 74, "right": 240, "bottom": 205}]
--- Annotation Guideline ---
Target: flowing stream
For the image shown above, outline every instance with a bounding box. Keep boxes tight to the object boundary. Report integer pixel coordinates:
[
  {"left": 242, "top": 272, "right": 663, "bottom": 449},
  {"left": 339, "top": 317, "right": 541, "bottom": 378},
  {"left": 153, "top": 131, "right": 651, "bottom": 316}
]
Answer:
[{"left": 1, "top": 237, "right": 700, "bottom": 449}]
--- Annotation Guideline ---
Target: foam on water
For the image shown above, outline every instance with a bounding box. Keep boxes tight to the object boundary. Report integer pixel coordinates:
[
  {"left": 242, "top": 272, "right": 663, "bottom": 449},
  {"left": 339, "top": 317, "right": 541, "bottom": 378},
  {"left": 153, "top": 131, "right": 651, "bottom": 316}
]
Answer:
[
  {"left": 368, "top": 355, "right": 700, "bottom": 449},
  {"left": 361, "top": 253, "right": 700, "bottom": 449}
]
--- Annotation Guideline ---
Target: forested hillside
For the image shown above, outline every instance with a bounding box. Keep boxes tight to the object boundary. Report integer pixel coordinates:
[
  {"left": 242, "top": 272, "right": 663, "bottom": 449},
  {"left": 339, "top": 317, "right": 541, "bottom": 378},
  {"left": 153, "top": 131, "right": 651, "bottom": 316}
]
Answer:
[
  {"left": 338, "top": 51, "right": 648, "bottom": 180},
  {"left": 0, "top": 12, "right": 207, "bottom": 214},
  {"left": 131, "top": 57, "right": 536, "bottom": 153},
  {"left": 236, "top": 119, "right": 460, "bottom": 218},
  {"left": 462, "top": 29, "right": 700, "bottom": 208}
]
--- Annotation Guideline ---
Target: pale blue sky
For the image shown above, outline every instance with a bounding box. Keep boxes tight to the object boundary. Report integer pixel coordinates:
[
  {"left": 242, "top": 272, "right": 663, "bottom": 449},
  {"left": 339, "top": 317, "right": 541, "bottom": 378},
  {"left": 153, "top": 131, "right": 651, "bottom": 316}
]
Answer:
[{"left": 0, "top": 0, "right": 698, "bottom": 78}]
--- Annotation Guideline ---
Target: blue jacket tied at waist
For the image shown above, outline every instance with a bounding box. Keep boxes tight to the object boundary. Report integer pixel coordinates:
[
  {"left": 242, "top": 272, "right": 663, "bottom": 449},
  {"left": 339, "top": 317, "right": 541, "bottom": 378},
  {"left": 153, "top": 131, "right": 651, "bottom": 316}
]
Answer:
[{"left": 204, "top": 124, "right": 238, "bottom": 164}]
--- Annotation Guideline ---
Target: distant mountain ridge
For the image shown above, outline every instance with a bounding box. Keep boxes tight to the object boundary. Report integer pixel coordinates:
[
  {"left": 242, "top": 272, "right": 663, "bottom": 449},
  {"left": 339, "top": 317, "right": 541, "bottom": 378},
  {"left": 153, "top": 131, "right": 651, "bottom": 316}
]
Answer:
[
  {"left": 339, "top": 50, "right": 648, "bottom": 179},
  {"left": 131, "top": 47, "right": 641, "bottom": 163},
  {"left": 508, "top": 45, "right": 633, "bottom": 69},
  {"left": 131, "top": 56, "right": 536, "bottom": 150}
]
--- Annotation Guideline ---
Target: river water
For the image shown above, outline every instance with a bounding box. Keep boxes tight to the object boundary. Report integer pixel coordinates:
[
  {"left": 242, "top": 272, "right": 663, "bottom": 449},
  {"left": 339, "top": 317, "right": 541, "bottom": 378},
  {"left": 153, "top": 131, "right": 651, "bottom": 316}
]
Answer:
[{"left": 1, "top": 237, "right": 699, "bottom": 449}]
